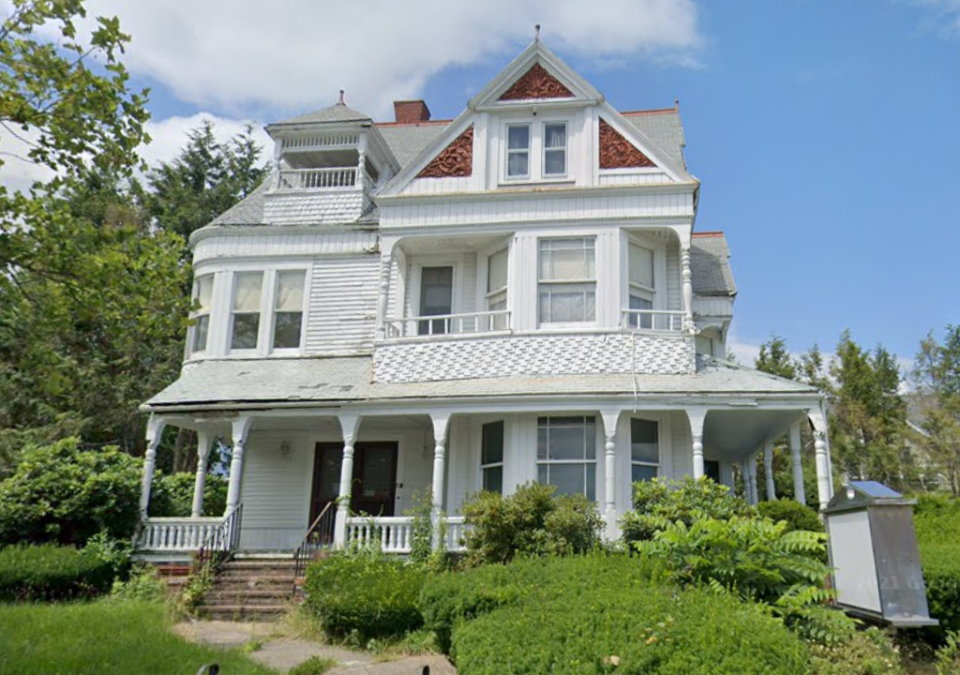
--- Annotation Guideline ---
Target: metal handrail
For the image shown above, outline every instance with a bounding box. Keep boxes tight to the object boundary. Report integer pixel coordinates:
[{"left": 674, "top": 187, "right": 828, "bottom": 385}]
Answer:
[
  {"left": 292, "top": 501, "right": 336, "bottom": 587},
  {"left": 194, "top": 503, "right": 243, "bottom": 573}
]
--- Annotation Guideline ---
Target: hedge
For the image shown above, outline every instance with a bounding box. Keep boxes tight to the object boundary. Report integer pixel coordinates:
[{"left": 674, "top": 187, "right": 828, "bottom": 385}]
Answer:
[
  {"left": 757, "top": 499, "right": 824, "bottom": 533},
  {"left": 0, "top": 544, "right": 115, "bottom": 601},
  {"left": 914, "top": 495, "right": 960, "bottom": 637},
  {"left": 436, "top": 555, "right": 810, "bottom": 675},
  {"left": 302, "top": 552, "right": 426, "bottom": 641}
]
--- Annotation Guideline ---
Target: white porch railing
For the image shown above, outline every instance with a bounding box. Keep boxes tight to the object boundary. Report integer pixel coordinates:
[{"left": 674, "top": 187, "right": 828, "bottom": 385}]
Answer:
[
  {"left": 345, "top": 516, "right": 469, "bottom": 554},
  {"left": 384, "top": 310, "right": 511, "bottom": 339},
  {"left": 621, "top": 309, "right": 685, "bottom": 332},
  {"left": 276, "top": 167, "right": 359, "bottom": 190},
  {"left": 138, "top": 517, "right": 223, "bottom": 553},
  {"left": 280, "top": 133, "right": 360, "bottom": 152}
]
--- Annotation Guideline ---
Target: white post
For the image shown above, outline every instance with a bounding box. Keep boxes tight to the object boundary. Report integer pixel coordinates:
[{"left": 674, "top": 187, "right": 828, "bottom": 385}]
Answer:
[
  {"left": 357, "top": 131, "right": 368, "bottom": 190},
  {"left": 375, "top": 239, "right": 397, "bottom": 341},
  {"left": 789, "top": 422, "right": 806, "bottom": 505},
  {"left": 600, "top": 410, "right": 622, "bottom": 540},
  {"left": 763, "top": 439, "right": 776, "bottom": 501},
  {"left": 747, "top": 453, "right": 759, "bottom": 506},
  {"left": 191, "top": 430, "right": 214, "bottom": 518},
  {"left": 808, "top": 407, "right": 833, "bottom": 510},
  {"left": 686, "top": 407, "right": 708, "bottom": 479},
  {"left": 431, "top": 412, "right": 452, "bottom": 550},
  {"left": 225, "top": 416, "right": 252, "bottom": 515},
  {"left": 334, "top": 414, "right": 362, "bottom": 547},
  {"left": 139, "top": 416, "right": 167, "bottom": 519},
  {"left": 680, "top": 242, "right": 695, "bottom": 334}
]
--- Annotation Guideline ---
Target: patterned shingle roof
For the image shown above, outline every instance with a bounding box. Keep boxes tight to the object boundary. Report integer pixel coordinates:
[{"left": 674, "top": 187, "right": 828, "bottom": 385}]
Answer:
[
  {"left": 623, "top": 110, "right": 686, "bottom": 169},
  {"left": 377, "top": 123, "right": 449, "bottom": 167},
  {"left": 691, "top": 233, "right": 737, "bottom": 297},
  {"left": 270, "top": 103, "right": 372, "bottom": 127}
]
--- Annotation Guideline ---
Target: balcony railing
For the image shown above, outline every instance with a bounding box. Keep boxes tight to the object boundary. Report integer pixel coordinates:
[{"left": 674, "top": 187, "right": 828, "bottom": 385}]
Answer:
[
  {"left": 621, "top": 309, "right": 685, "bottom": 332},
  {"left": 384, "top": 310, "right": 511, "bottom": 339},
  {"left": 345, "top": 515, "right": 468, "bottom": 553},
  {"left": 276, "top": 167, "right": 368, "bottom": 191}
]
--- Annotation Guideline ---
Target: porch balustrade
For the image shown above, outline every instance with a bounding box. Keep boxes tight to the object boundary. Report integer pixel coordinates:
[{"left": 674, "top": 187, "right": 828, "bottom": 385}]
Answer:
[
  {"left": 384, "top": 310, "right": 511, "bottom": 339},
  {"left": 621, "top": 309, "right": 685, "bottom": 332},
  {"left": 138, "top": 517, "right": 223, "bottom": 553},
  {"left": 276, "top": 167, "right": 366, "bottom": 190},
  {"left": 280, "top": 133, "right": 360, "bottom": 152},
  {"left": 345, "top": 516, "right": 468, "bottom": 554}
]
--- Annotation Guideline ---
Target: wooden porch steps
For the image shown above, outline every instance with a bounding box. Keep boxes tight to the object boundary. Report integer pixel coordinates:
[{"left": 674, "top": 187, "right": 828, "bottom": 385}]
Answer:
[{"left": 199, "top": 558, "right": 297, "bottom": 621}]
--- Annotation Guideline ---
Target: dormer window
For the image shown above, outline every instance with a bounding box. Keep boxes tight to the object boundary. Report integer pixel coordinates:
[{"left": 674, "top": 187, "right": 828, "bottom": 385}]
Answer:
[
  {"left": 191, "top": 275, "right": 214, "bottom": 354},
  {"left": 543, "top": 123, "right": 567, "bottom": 177},
  {"left": 502, "top": 119, "right": 572, "bottom": 183},
  {"left": 506, "top": 125, "right": 530, "bottom": 178}
]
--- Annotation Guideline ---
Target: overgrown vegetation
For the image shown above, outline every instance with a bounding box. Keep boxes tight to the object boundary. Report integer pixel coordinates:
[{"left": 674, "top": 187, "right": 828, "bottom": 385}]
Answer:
[
  {"left": 0, "top": 544, "right": 116, "bottom": 601},
  {"left": 758, "top": 498, "right": 824, "bottom": 533}
]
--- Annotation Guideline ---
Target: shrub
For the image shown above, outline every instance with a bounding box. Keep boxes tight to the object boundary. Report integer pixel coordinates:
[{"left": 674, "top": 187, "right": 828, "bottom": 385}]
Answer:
[
  {"left": 151, "top": 472, "right": 228, "bottom": 518},
  {"left": 302, "top": 551, "right": 426, "bottom": 641},
  {"left": 808, "top": 627, "right": 904, "bottom": 675},
  {"left": 82, "top": 531, "right": 133, "bottom": 580},
  {"left": 445, "top": 555, "right": 810, "bottom": 675},
  {"left": 936, "top": 630, "right": 960, "bottom": 675},
  {"left": 460, "top": 483, "right": 602, "bottom": 566},
  {"left": 621, "top": 476, "right": 755, "bottom": 544},
  {"left": 0, "top": 544, "right": 115, "bottom": 601},
  {"left": 109, "top": 564, "right": 167, "bottom": 603},
  {"left": 758, "top": 499, "right": 824, "bottom": 532},
  {"left": 0, "top": 438, "right": 142, "bottom": 546},
  {"left": 920, "top": 543, "right": 960, "bottom": 637}
]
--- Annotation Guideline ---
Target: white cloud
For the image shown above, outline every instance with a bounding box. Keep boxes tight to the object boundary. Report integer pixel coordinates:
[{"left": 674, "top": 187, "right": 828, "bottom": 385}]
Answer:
[
  {"left": 139, "top": 114, "right": 273, "bottom": 173},
  {"left": 80, "top": 0, "right": 702, "bottom": 119},
  {"left": 903, "top": 0, "right": 960, "bottom": 37},
  {"left": 0, "top": 124, "right": 56, "bottom": 193}
]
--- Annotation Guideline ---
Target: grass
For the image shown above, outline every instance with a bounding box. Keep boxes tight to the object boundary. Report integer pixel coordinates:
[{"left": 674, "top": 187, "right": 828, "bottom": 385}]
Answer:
[
  {"left": 288, "top": 655, "right": 338, "bottom": 675},
  {"left": 0, "top": 600, "right": 277, "bottom": 675}
]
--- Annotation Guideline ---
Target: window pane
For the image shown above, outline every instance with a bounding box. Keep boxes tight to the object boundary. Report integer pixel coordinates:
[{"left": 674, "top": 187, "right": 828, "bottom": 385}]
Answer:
[
  {"left": 231, "top": 313, "right": 260, "bottom": 349},
  {"left": 544, "top": 149, "right": 566, "bottom": 176},
  {"left": 586, "top": 463, "right": 596, "bottom": 502},
  {"left": 193, "top": 315, "right": 209, "bottom": 352},
  {"left": 539, "top": 239, "right": 595, "bottom": 280},
  {"left": 482, "top": 421, "right": 505, "bottom": 465},
  {"left": 548, "top": 424, "right": 586, "bottom": 460},
  {"left": 548, "top": 464, "right": 585, "bottom": 498},
  {"left": 273, "top": 311, "right": 302, "bottom": 349},
  {"left": 488, "top": 291, "right": 507, "bottom": 312},
  {"left": 275, "top": 270, "right": 305, "bottom": 311},
  {"left": 488, "top": 249, "right": 508, "bottom": 293},
  {"left": 629, "top": 295, "right": 653, "bottom": 329},
  {"left": 705, "top": 460, "right": 721, "bottom": 483},
  {"left": 629, "top": 244, "right": 655, "bottom": 288},
  {"left": 483, "top": 466, "right": 503, "bottom": 494},
  {"left": 544, "top": 123, "right": 566, "bottom": 149},
  {"left": 539, "top": 283, "right": 596, "bottom": 322},
  {"left": 631, "top": 419, "right": 659, "bottom": 463},
  {"left": 195, "top": 275, "right": 213, "bottom": 312},
  {"left": 632, "top": 464, "right": 658, "bottom": 483},
  {"left": 419, "top": 267, "right": 453, "bottom": 316},
  {"left": 233, "top": 273, "right": 263, "bottom": 312},
  {"left": 537, "top": 424, "right": 548, "bottom": 460},
  {"left": 507, "top": 152, "right": 528, "bottom": 177},
  {"left": 508, "top": 125, "right": 530, "bottom": 150}
]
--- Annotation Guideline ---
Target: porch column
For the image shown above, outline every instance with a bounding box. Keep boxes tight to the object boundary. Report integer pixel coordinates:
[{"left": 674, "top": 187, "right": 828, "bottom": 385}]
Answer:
[
  {"left": 763, "top": 439, "right": 776, "bottom": 501},
  {"left": 191, "top": 430, "right": 214, "bottom": 518},
  {"left": 686, "top": 407, "right": 708, "bottom": 479},
  {"left": 600, "top": 409, "right": 622, "bottom": 540},
  {"left": 334, "top": 414, "right": 361, "bottom": 547},
  {"left": 139, "top": 415, "right": 167, "bottom": 518},
  {"left": 808, "top": 407, "right": 833, "bottom": 509},
  {"left": 225, "top": 416, "right": 252, "bottom": 515},
  {"left": 431, "top": 413, "right": 452, "bottom": 550},
  {"left": 746, "top": 453, "right": 759, "bottom": 506},
  {"left": 680, "top": 242, "right": 695, "bottom": 333},
  {"left": 789, "top": 422, "right": 806, "bottom": 505}
]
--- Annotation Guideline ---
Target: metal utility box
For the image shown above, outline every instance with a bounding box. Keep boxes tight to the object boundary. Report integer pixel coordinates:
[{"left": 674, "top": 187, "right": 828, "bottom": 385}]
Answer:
[{"left": 823, "top": 481, "right": 937, "bottom": 627}]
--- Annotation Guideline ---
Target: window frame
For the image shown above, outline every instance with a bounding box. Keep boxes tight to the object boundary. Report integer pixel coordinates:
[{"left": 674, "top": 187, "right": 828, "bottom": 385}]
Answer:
[
  {"left": 189, "top": 274, "right": 215, "bottom": 356},
  {"left": 505, "top": 123, "right": 531, "bottom": 180},
  {"left": 536, "top": 416, "right": 597, "bottom": 501},
  {"left": 219, "top": 266, "right": 310, "bottom": 357},
  {"left": 629, "top": 417, "right": 660, "bottom": 485},
  {"left": 542, "top": 121, "right": 568, "bottom": 178},
  {"left": 229, "top": 271, "right": 265, "bottom": 353},
  {"left": 537, "top": 236, "right": 597, "bottom": 327},
  {"left": 622, "top": 233, "right": 669, "bottom": 330},
  {"left": 499, "top": 117, "right": 575, "bottom": 185},
  {"left": 269, "top": 268, "right": 308, "bottom": 353},
  {"left": 480, "top": 420, "right": 506, "bottom": 494}
]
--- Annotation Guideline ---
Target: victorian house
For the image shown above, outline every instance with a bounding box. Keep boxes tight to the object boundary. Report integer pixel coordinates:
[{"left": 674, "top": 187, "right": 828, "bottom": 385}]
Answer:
[{"left": 136, "top": 39, "right": 834, "bottom": 559}]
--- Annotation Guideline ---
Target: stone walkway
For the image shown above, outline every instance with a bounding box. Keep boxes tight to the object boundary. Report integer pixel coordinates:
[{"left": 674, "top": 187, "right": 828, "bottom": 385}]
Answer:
[{"left": 174, "top": 620, "right": 456, "bottom": 675}]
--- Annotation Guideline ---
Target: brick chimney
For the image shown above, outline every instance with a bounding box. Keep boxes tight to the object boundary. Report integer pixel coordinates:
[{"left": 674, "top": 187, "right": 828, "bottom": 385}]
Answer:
[{"left": 394, "top": 100, "right": 431, "bottom": 124}]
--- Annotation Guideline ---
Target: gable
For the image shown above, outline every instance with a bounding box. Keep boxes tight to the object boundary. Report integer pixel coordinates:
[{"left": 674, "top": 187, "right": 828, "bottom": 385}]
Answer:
[
  {"left": 499, "top": 64, "right": 574, "bottom": 101},
  {"left": 599, "top": 118, "right": 656, "bottom": 169},
  {"left": 417, "top": 125, "right": 474, "bottom": 178}
]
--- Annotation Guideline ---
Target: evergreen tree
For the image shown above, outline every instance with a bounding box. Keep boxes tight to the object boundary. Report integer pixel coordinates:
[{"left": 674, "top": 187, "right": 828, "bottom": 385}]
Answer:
[
  {"left": 913, "top": 326, "right": 960, "bottom": 494},
  {"left": 755, "top": 335, "right": 797, "bottom": 380}
]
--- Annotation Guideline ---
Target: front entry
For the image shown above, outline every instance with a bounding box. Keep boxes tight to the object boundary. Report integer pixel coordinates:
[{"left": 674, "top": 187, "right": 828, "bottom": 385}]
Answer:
[{"left": 311, "top": 442, "right": 399, "bottom": 521}]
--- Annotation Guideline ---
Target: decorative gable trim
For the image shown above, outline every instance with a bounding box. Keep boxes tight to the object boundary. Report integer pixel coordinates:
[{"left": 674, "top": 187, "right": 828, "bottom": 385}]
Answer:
[
  {"left": 499, "top": 63, "right": 575, "bottom": 101},
  {"left": 417, "top": 125, "right": 474, "bottom": 179},
  {"left": 599, "top": 118, "right": 656, "bottom": 169}
]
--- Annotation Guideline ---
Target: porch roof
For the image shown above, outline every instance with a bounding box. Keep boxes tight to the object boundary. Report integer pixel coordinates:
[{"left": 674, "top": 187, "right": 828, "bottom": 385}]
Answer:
[{"left": 142, "top": 355, "right": 818, "bottom": 411}]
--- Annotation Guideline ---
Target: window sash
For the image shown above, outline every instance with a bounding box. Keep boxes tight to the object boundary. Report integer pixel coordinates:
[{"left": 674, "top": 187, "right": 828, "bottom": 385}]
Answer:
[
  {"left": 543, "top": 123, "right": 567, "bottom": 176},
  {"left": 273, "top": 270, "right": 305, "bottom": 349},
  {"left": 231, "top": 273, "right": 263, "bottom": 350},
  {"left": 539, "top": 238, "right": 596, "bottom": 282},
  {"left": 537, "top": 417, "right": 597, "bottom": 500},
  {"left": 631, "top": 418, "right": 659, "bottom": 485},
  {"left": 628, "top": 243, "right": 655, "bottom": 290},
  {"left": 191, "top": 275, "right": 214, "bottom": 353},
  {"left": 506, "top": 125, "right": 530, "bottom": 178}
]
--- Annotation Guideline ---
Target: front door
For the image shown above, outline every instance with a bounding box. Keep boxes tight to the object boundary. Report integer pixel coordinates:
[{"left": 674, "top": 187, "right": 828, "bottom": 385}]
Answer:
[{"left": 311, "top": 442, "right": 399, "bottom": 521}]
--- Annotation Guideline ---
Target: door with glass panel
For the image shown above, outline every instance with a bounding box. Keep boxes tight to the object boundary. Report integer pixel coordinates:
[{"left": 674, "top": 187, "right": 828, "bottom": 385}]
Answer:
[
  {"left": 311, "top": 442, "right": 399, "bottom": 521},
  {"left": 418, "top": 266, "right": 454, "bottom": 335}
]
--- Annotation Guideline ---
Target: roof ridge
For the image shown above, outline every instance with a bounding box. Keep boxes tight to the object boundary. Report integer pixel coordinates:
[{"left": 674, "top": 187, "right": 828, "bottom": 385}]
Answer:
[{"left": 376, "top": 119, "right": 452, "bottom": 128}]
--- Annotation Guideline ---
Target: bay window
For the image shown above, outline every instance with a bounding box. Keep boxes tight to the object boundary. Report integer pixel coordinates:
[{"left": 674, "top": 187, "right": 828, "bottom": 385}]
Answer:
[
  {"left": 272, "top": 270, "right": 306, "bottom": 349},
  {"left": 630, "top": 418, "right": 659, "bottom": 483},
  {"left": 481, "top": 421, "right": 505, "bottom": 494},
  {"left": 231, "top": 272, "right": 263, "bottom": 350},
  {"left": 627, "top": 242, "right": 655, "bottom": 329},
  {"left": 538, "top": 237, "right": 596, "bottom": 324},
  {"left": 191, "top": 274, "right": 214, "bottom": 354},
  {"left": 537, "top": 416, "right": 596, "bottom": 500}
]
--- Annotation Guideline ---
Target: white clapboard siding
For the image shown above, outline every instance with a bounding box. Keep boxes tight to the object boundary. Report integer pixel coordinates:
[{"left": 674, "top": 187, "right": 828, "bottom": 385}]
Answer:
[
  {"left": 665, "top": 239, "right": 681, "bottom": 311},
  {"left": 669, "top": 410, "right": 693, "bottom": 480},
  {"left": 599, "top": 171, "right": 671, "bottom": 186},
  {"left": 194, "top": 230, "right": 377, "bottom": 265},
  {"left": 305, "top": 255, "right": 379, "bottom": 355},
  {"left": 400, "top": 177, "right": 472, "bottom": 196},
  {"left": 460, "top": 252, "right": 478, "bottom": 314}
]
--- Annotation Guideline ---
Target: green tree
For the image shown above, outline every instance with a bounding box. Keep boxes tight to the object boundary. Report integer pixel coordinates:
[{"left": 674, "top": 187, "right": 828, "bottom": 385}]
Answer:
[
  {"left": 913, "top": 326, "right": 960, "bottom": 495},
  {"left": 755, "top": 334, "right": 797, "bottom": 380}
]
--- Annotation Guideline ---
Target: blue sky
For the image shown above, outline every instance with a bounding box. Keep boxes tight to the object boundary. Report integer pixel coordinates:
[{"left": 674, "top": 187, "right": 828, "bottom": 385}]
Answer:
[{"left": 5, "top": 0, "right": 955, "bottom": 369}]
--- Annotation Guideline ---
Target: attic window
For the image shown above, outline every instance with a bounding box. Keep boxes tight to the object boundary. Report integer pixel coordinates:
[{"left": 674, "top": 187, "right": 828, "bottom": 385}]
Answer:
[{"left": 507, "top": 125, "right": 530, "bottom": 178}]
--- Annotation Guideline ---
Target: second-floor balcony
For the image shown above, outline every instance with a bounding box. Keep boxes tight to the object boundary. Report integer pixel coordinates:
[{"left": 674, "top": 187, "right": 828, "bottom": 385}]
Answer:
[
  {"left": 275, "top": 166, "right": 373, "bottom": 191},
  {"left": 384, "top": 310, "right": 511, "bottom": 339}
]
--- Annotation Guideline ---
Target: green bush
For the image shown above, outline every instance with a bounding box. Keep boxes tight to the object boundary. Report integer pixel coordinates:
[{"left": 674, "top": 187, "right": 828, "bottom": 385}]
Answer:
[
  {"left": 151, "top": 472, "right": 228, "bottom": 518},
  {"left": 302, "top": 552, "right": 426, "bottom": 641},
  {"left": 444, "top": 555, "right": 810, "bottom": 675},
  {"left": 460, "top": 483, "right": 602, "bottom": 566},
  {"left": 920, "top": 543, "right": 960, "bottom": 636},
  {"left": 109, "top": 564, "right": 167, "bottom": 603},
  {"left": 758, "top": 499, "right": 824, "bottom": 532},
  {"left": 0, "top": 438, "right": 142, "bottom": 546},
  {"left": 808, "top": 627, "right": 904, "bottom": 675},
  {"left": 621, "top": 476, "right": 755, "bottom": 544},
  {"left": 935, "top": 630, "right": 960, "bottom": 675},
  {"left": 0, "top": 544, "right": 115, "bottom": 600}
]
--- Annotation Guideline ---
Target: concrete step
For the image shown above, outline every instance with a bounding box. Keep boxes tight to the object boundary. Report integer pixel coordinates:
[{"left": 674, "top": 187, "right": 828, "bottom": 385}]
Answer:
[
  {"left": 217, "top": 570, "right": 296, "bottom": 581},
  {"left": 200, "top": 604, "right": 287, "bottom": 621},
  {"left": 213, "top": 578, "right": 294, "bottom": 591},
  {"left": 222, "top": 560, "right": 297, "bottom": 570},
  {"left": 204, "top": 589, "right": 294, "bottom": 605}
]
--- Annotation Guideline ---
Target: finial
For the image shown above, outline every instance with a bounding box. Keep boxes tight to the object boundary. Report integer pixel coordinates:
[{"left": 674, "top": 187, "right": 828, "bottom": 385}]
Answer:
[
  {"left": 535, "top": 24, "right": 541, "bottom": 42},
  {"left": 338, "top": 90, "right": 345, "bottom": 105},
  {"left": 674, "top": 98, "right": 680, "bottom": 111}
]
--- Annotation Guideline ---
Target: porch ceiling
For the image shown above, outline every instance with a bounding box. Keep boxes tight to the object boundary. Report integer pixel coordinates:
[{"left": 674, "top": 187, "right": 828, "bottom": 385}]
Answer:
[{"left": 703, "top": 409, "right": 807, "bottom": 459}]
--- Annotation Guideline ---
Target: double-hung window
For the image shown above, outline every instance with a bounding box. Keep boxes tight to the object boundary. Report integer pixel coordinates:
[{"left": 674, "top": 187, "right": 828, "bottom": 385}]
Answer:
[
  {"left": 630, "top": 418, "right": 659, "bottom": 483},
  {"left": 506, "top": 125, "right": 530, "bottom": 179},
  {"left": 543, "top": 123, "right": 567, "bottom": 177},
  {"left": 537, "top": 416, "right": 596, "bottom": 501},
  {"left": 231, "top": 272, "right": 263, "bottom": 350},
  {"left": 272, "top": 270, "right": 306, "bottom": 349},
  {"left": 538, "top": 238, "right": 596, "bottom": 324},
  {"left": 481, "top": 421, "right": 505, "bottom": 494},
  {"left": 486, "top": 248, "right": 508, "bottom": 329},
  {"left": 628, "top": 243, "right": 656, "bottom": 329},
  {"left": 191, "top": 275, "right": 214, "bottom": 354}
]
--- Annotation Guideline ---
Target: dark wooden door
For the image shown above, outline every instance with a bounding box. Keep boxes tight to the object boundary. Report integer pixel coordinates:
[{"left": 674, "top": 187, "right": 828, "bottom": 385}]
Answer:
[{"left": 311, "top": 442, "right": 399, "bottom": 521}]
